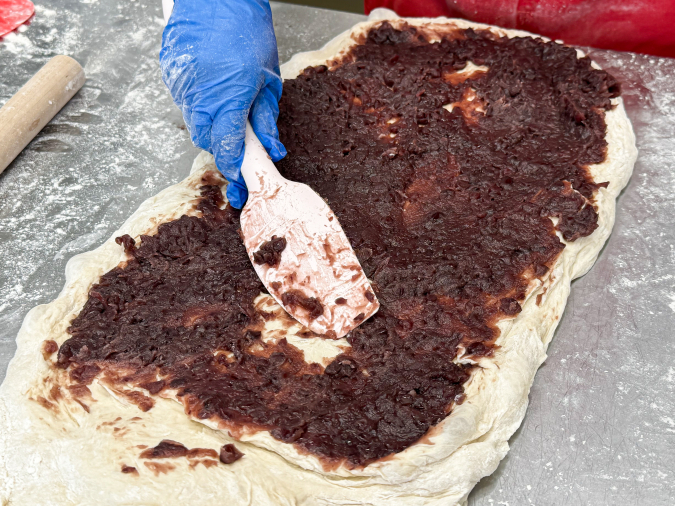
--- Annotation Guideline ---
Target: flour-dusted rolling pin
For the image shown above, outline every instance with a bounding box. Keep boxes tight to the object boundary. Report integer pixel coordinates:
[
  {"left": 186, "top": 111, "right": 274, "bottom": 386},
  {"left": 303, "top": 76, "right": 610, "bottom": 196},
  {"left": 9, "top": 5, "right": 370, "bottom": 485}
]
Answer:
[{"left": 0, "top": 55, "right": 85, "bottom": 174}]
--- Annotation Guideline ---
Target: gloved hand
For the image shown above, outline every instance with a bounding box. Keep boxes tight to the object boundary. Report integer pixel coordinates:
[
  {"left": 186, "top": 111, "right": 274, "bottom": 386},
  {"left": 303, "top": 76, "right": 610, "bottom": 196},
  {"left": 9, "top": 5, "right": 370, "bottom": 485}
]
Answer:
[{"left": 160, "top": 0, "right": 286, "bottom": 208}]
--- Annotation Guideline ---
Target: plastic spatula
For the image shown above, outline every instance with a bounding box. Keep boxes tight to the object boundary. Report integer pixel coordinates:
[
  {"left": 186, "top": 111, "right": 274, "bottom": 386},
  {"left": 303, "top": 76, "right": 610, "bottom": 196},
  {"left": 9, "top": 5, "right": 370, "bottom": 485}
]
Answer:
[
  {"left": 0, "top": 0, "right": 34, "bottom": 38},
  {"left": 240, "top": 122, "right": 379, "bottom": 339}
]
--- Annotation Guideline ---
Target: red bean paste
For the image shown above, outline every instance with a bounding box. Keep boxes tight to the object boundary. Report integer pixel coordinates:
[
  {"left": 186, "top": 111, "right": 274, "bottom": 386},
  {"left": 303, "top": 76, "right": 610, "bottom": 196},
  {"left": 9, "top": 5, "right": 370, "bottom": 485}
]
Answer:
[
  {"left": 253, "top": 235, "right": 286, "bottom": 267},
  {"left": 140, "top": 440, "right": 195, "bottom": 459},
  {"left": 56, "top": 22, "right": 619, "bottom": 467},
  {"left": 140, "top": 439, "right": 221, "bottom": 461},
  {"left": 220, "top": 444, "right": 245, "bottom": 464},
  {"left": 280, "top": 289, "right": 325, "bottom": 320}
]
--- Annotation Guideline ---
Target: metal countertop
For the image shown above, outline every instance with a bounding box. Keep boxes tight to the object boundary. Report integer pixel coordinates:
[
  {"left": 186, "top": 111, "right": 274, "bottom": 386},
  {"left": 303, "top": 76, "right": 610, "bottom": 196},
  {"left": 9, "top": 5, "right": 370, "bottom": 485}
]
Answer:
[{"left": 1, "top": 2, "right": 673, "bottom": 504}]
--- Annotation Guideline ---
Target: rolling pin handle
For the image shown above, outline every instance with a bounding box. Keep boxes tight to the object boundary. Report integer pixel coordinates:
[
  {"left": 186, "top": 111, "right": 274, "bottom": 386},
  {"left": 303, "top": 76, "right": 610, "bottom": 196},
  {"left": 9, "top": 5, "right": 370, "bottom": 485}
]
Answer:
[{"left": 0, "top": 55, "right": 86, "bottom": 175}]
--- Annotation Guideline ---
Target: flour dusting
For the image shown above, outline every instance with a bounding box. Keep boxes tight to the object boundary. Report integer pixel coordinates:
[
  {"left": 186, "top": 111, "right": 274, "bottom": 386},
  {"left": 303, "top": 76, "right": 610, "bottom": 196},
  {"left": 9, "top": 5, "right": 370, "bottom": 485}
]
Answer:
[{"left": 0, "top": 0, "right": 197, "bottom": 379}]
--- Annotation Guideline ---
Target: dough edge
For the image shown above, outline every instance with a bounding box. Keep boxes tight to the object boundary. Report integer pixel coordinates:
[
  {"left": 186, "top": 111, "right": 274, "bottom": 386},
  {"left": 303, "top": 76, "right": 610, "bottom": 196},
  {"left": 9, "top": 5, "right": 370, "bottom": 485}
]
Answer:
[{"left": 0, "top": 9, "right": 637, "bottom": 506}]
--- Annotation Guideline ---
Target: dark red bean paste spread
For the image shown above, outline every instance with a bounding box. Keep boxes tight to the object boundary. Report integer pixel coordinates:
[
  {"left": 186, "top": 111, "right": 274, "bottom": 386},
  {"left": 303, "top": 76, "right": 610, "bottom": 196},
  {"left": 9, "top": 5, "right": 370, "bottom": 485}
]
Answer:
[
  {"left": 220, "top": 443, "right": 245, "bottom": 464},
  {"left": 253, "top": 235, "right": 286, "bottom": 267},
  {"left": 56, "top": 22, "right": 618, "bottom": 467},
  {"left": 280, "top": 289, "right": 325, "bottom": 320},
  {"left": 140, "top": 439, "right": 221, "bottom": 461}
]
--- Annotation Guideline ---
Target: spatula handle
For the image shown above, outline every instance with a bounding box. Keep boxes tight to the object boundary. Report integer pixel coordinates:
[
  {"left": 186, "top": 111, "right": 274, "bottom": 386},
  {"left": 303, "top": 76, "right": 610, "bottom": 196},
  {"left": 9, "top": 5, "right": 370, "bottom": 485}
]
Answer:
[
  {"left": 240, "top": 120, "right": 286, "bottom": 194},
  {"left": 0, "top": 55, "right": 85, "bottom": 175}
]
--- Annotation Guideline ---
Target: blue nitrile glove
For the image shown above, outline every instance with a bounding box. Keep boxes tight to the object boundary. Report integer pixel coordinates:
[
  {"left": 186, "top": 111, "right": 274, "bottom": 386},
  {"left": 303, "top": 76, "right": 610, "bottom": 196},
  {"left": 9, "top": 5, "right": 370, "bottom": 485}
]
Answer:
[{"left": 160, "top": 0, "right": 286, "bottom": 208}]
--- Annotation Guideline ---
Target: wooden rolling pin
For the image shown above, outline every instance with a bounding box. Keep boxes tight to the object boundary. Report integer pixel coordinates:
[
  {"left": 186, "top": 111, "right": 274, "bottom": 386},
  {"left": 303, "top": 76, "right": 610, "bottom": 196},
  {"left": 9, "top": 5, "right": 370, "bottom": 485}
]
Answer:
[{"left": 0, "top": 55, "right": 85, "bottom": 175}]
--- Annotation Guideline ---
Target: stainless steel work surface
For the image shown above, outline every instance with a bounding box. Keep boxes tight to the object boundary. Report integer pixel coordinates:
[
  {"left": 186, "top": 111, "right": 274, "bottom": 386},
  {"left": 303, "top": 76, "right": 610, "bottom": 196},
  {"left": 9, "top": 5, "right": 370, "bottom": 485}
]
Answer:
[{"left": 1, "top": 2, "right": 673, "bottom": 504}]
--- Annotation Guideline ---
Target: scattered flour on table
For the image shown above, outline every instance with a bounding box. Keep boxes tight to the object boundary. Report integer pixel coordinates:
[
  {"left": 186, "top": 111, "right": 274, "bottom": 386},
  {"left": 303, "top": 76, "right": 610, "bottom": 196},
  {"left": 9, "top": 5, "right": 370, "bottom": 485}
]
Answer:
[
  {"left": 1, "top": 32, "right": 34, "bottom": 54},
  {"left": 0, "top": 4, "right": 81, "bottom": 63},
  {"left": 0, "top": 0, "right": 193, "bottom": 372}
]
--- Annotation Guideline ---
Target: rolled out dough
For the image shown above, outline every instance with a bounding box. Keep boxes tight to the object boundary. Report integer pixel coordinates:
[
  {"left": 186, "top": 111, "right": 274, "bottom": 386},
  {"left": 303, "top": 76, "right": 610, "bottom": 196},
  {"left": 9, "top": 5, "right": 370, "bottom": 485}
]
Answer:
[{"left": 0, "top": 9, "right": 637, "bottom": 505}]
